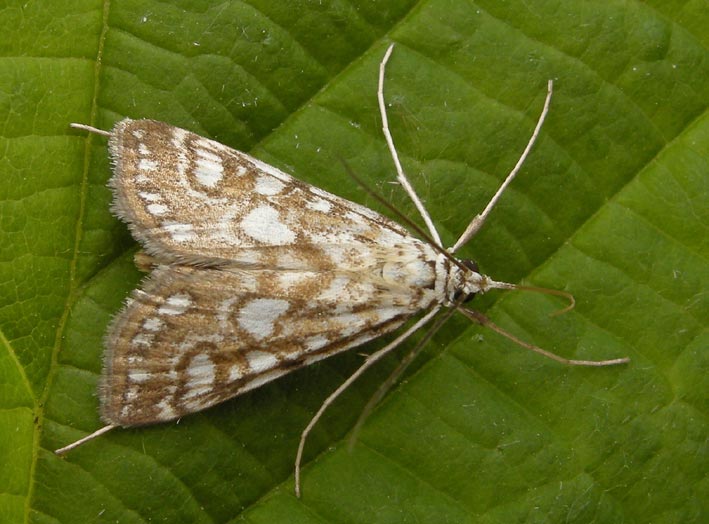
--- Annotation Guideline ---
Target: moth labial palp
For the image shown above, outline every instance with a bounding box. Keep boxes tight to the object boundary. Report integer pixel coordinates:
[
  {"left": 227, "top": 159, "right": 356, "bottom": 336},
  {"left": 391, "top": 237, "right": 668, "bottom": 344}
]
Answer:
[{"left": 55, "top": 44, "right": 630, "bottom": 499}]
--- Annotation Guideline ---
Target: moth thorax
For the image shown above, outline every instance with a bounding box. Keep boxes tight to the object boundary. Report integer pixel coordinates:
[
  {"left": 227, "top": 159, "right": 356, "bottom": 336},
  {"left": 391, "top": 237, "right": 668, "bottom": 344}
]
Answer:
[{"left": 380, "top": 246, "right": 437, "bottom": 290}]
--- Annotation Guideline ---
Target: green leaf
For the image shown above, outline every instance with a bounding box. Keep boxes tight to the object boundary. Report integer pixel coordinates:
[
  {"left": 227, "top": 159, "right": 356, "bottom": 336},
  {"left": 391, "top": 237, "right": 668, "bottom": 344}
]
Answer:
[{"left": 1, "top": 0, "right": 706, "bottom": 522}]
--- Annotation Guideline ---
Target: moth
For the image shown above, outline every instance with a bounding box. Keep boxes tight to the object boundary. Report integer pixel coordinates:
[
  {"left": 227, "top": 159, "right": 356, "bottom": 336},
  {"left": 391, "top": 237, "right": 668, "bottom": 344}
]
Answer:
[{"left": 56, "top": 44, "right": 628, "bottom": 496}]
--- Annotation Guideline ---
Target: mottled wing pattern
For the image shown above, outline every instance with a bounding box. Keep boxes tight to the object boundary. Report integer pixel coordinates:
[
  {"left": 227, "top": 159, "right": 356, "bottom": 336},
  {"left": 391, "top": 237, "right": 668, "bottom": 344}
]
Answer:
[
  {"left": 108, "top": 119, "right": 415, "bottom": 272},
  {"left": 102, "top": 118, "right": 455, "bottom": 427},
  {"left": 102, "top": 263, "right": 439, "bottom": 426}
]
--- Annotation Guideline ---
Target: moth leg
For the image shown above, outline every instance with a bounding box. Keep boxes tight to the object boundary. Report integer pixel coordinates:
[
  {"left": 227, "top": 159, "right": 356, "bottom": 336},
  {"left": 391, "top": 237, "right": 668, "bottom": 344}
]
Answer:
[
  {"left": 451, "top": 80, "right": 554, "bottom": 253},
  {"left": 347, "top": 305, "right": 459, "bottom": 451},
  {"left": 459, "top": 308, "right": 630, "bottom": 367},
  {"left": 133, "top": 250, "right": 159, "bottom": 272},
  {"left": 294, "top": 305, "right": 441, "bottom": 498},
  {"left": 70, "top": 122, "right": 111, "bottom": 137},
  {"left": 378, "top": 44, "right": 443, "bottom": 248},
  {"left": 54, "top": 424, "right": 117, "bottom": 455}
]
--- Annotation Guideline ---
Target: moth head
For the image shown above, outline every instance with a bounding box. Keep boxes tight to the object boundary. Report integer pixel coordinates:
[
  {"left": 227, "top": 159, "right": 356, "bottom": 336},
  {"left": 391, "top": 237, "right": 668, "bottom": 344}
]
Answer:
[
  {"left": 453, "top": 259, "right": 480, "bottom": 303},
  {"left": 453, "top": 258, "right": 523, "bottom": 301}
]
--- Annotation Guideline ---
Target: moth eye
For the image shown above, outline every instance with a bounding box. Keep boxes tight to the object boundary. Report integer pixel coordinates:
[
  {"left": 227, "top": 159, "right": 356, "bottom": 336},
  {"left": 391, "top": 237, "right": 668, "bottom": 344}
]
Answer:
[
  {"left": 453, "top": 288, "right": 477, "bottom": 304},
  {"left": 460, "top": 259, "right": 479, "bottom": 274}
]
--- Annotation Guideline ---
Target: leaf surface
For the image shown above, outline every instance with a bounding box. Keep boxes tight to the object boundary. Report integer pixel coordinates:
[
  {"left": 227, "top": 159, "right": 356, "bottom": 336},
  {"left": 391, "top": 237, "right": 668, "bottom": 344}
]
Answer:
[{"left": 0, "top": 1, "right": 706, "bottom": 522}]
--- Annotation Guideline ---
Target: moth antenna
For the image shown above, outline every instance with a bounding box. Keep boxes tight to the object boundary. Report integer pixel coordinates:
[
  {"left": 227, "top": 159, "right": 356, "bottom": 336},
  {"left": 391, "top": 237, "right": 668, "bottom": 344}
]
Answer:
[
  {"left": 54, "top": 424, "right": 117, "bottom": 455},
  {"left": 457, "top": 308, "right": 630, "bottom": 367},
  {"left": 295, "top": 306, "right": 441, "bottom": 498},
  {"left": 511, "top": 284, "right": 576, "bottom": 316},
  {"left": 347, "top": 301, "right": 460, "bottom": 452},
  {"left": 70, "top": 122, "right": 112, "bottom": 137},
  {"left": 482, "top": 279, "right": 576, "bottom": 317},
  {"left": 451, "top": 79, "right": 554, "bottom": 254},
  {"left": 378, "top": 43, "right": 442, "bottom": 247}
]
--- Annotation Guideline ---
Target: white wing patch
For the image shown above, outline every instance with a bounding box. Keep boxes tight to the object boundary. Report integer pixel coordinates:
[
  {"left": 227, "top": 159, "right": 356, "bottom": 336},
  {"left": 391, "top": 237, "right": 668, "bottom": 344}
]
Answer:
[
  {"left": 240, "top": 205, "right": 296, "bottom": 245},
  {"left": 254, "top": 175, "right": 286, "bottom": 196},
  {"left": 194, "top": 149, "right": 224, "bottom": 188},
  {"left": 237, "top": 298, "right": 290, "bottom": 340},
  {"left": 157, "top": 293, "right": 192, "bottom": 315}
]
